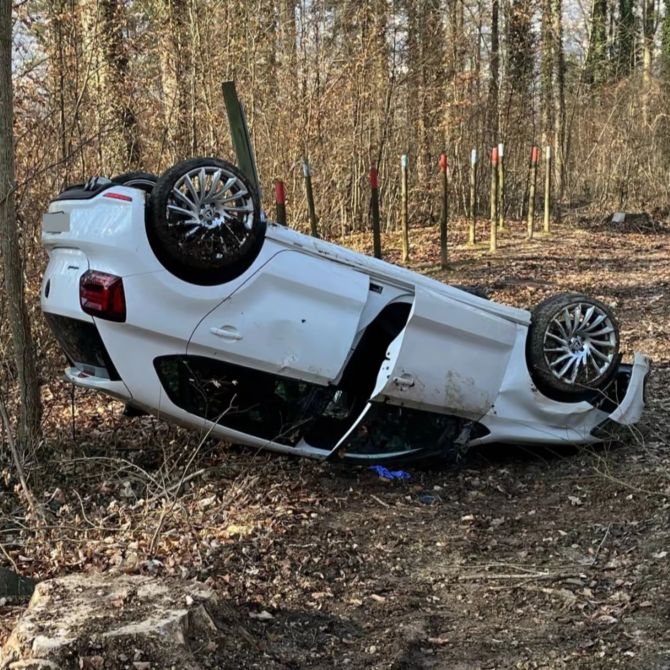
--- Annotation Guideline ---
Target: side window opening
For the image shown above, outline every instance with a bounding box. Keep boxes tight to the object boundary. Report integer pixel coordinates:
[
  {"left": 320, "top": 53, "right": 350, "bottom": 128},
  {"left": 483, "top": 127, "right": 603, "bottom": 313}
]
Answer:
[{"left": 153, "top": 301, "right": 412, "bottom": 451}]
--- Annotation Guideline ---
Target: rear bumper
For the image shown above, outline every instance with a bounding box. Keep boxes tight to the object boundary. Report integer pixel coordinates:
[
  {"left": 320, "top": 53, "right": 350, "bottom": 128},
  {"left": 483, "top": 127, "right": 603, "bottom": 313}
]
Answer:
[{"left": 64, "top": 366, "right": 131, "bottom": 402}]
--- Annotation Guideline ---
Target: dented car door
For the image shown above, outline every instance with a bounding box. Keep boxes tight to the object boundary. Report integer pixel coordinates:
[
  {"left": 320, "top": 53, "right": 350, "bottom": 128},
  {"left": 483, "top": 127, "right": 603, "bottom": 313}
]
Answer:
[{"left": 372, "top": 286, "right": 519, "bottom": 419}]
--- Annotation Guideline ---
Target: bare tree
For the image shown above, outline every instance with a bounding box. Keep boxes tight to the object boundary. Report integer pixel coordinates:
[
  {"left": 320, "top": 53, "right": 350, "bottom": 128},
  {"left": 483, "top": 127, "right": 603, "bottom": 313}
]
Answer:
[{"left": 0, "top": 1, "right": 42, "bottom": 453}]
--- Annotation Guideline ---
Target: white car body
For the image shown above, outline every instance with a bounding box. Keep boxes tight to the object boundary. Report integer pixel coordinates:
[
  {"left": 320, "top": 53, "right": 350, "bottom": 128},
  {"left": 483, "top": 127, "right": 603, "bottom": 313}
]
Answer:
[{"left": 40, "top": 185, "right": 649, "bottom": 464}]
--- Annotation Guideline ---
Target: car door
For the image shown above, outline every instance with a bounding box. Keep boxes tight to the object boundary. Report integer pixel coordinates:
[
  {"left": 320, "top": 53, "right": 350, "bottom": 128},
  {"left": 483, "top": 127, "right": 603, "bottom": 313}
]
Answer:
[
  {"left": 188, "top": 250, "right": 370, "bottom": 386},
  {"left": 371, "top": 285, "right": 519, "bottom": 419}
]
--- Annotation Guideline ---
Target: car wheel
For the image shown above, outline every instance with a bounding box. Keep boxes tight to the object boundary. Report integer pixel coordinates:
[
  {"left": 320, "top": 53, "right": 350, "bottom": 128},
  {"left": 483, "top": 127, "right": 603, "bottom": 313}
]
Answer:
[
  {"left": 148, "top": 157, "right": 265, "bottom": 285},
  {"left": 112, "top": 171, "right": 157, "bottom": 195},
  {"left": 527, "top": 293, "right": 620, "bottom": 400}
]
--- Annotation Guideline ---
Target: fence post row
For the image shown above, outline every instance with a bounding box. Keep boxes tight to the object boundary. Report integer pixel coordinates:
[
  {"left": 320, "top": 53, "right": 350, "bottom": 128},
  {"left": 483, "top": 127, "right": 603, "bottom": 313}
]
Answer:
[
  {"left": 401, "top": 154, "right": 410, "bottom": 263},
  {"left": 490, "top": 147, "right": 498, "bottom": 253},
  {"left": 527, "top": 146, "right": 539, "bottom": 239},
  {"left": 369, "top": 166, "right": 382, "bottom": 259},
  {"left": 439, "top": 153, "right": 448, "bottom": 269},
  {"left": 302, "top": 157, "right": 319, "bottom": 238},
  {"left": 468, "top": 149, "right": 477, "bottom": 246},
  {"left": 497, "top": 142, "right": 505, "bottom": 231},
  {"left": 543, "top": 145, "right": 551, "bottom": 234},
  {"left": 274, "top": 179, "right": 287, "bottom": 226}
]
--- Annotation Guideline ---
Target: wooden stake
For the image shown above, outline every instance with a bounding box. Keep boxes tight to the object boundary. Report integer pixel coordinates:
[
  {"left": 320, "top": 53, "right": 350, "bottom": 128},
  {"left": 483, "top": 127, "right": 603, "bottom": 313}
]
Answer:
[
  {"left": 401, "top": 154, "right": 409, "bottom": 263},
  {"left": 527, "top": 146, "right": 539, "bottom": 239},
  {"left": 303, "top": 158, "right": 319, "bottom": 238},
  {"left": 369, "top": 167, "right": 382, "bottom": 259},
  {"left": 490, "top": 147, "right": 498, "bottom": 252},
  {"left": 543, "top": 146, "right": 551, "bottom": 234},
  {"left": 274, "top": 179, "right": 287, "bottom": 226},
  {"left": 497, "top": 142, "right": 505, "bottom": 231},
  {"left": 468, "top": 149, "right": 477, "bottom": 246},
  {"left": 439, "top": 153, "right": 448, "bottom": 269}
]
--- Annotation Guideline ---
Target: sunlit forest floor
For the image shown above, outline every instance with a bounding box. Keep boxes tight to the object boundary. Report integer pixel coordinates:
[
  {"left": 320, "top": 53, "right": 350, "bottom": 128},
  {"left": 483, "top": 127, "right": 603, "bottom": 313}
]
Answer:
[{"left": 2, "top": 215, "right": 670, "bottom": 668}]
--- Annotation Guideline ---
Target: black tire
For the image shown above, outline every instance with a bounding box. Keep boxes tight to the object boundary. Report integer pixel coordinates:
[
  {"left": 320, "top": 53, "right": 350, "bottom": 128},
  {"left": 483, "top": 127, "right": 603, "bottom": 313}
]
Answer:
[
  {"left": 112, "top": 171, "right": 157, "bottom": 195},
  {"left": 148, "top": 157, "right": 265, "bottom": 286},
  {"left": 527, "top": 293, "right": 620, "bottom": 401}
]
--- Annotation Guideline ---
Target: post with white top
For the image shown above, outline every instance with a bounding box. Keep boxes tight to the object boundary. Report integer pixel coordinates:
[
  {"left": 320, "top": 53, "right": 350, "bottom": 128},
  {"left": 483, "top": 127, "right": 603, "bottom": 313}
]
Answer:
[
  {"left": 527, "top": 146, "right": 539, "bottom": 239},
  {"left": 401, "top": 154, "right": 409, "bottom": 263},
  {"left": 543, "top": 146, "right": 551, "bottom": 234},
  {"left": 303, "top": 158, "right": 319, "bottom": 238},
  {"left": 490, "top": 147, "right": 498, "bottom": 253},
  {"left": 468, "top": 149, "right": 477, "bottom": 246},
  {"left": 497, "top": 142, "right": 505, "bottom": 231}
]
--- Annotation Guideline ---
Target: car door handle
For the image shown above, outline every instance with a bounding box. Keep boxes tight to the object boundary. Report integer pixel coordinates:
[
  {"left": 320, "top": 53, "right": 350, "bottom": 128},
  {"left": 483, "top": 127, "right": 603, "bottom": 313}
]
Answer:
[{"left": 210, "top": 326, "right": 242, "bottom": 341}]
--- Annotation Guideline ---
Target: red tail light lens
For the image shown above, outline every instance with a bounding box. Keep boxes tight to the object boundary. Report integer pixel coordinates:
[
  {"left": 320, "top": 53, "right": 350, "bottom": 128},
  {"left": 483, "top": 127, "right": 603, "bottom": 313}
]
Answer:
[{"left": 80, "top": 270, "right": 126, "bottom": 322}]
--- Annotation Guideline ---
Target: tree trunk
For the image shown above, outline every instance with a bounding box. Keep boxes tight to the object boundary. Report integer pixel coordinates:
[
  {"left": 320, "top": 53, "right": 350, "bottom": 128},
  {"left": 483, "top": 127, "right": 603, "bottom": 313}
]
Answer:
[
  {"left": 99, "top": 0, "right": 140, "bottom": 170},
  {"left": 159, "top": 0, "right": 191, "bottom": 162},
  {"left": 552, "top": 0, "right": 566, "bottom": 199},
  {"left": 585, "top": 0, "right": 608, "bottom": 85},
  {"left": 488, "top": 0, "right": 500, "bottom": 142},
  {"left": 540, "top": 0, "right": 553, "bottom": 145},
  {"left": 0, "top": 1, "right": 42, "bottom": 453}
]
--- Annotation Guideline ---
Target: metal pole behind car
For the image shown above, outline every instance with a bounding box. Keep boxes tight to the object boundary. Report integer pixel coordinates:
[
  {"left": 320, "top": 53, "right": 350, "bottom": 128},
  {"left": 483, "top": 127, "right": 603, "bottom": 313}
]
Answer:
[
  {"left": 222, "top": 81, "right": 260, "bottom": 197},
  {"left": 527, "top": 146, "right": 539, "bottom": 239},
  {"left": 497, "top": 142, "right": 505, "bottom": 231},
  {"left": 544, "top": 145, "right": 552, "bottom": 234},
  {"left": 490, "top": 147, "right": 498, "bottom": 252},
  {"left": 303, "top": 158, "right": 319, "bottom": 238},
  {"left": 468, "top": 149, "right": 477, "bottom": 246},
  {"left": 439, "top": 153, "right": 448, "bottom": 269},
  {"left": 370, "top": 167, "right": 382, "bottom": 259},
  {"left": 401, "top": 154, "right": 409, "bottom": 263}
]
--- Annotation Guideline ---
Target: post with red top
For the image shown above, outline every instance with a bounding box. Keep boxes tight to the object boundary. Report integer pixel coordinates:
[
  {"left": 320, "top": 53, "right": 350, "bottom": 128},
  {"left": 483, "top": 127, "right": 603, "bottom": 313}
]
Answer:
[
  {"left": 274, "top": 179, "right": 287, "bottom": 226},
  {"left": 527, "top": 146, "right": 539, "bottom": 239},
  {"left": 497, "top": 142, "right": 505, "bottom": 231},
  {"left": 439, "top": 153, "right": 449, "bottom": 268},
  {"left": 369, "top": 166, "right": 382, "bottom": 259},
  {"left": 302, "top": 157, "right": 319, "bottom": 238},
  {"left": 401, "top": 154, "right": 410, "bottom": 263},
  {"left": 468, "top": 149, "right": 477, "bottom": 246},
  {"left": 543, "top": 146, "right": 551, "bottom": 234},
  {"left": 490, "top": 147, "right": 498, "bottom": 252}
]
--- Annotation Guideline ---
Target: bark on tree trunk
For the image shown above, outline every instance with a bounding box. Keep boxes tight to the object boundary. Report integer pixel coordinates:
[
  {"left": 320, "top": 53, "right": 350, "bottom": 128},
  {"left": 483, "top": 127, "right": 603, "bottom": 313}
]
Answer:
[
  {"left": 540, "top": 0, "right": 553, "bottom": 146},
  {"left": 489, "top": 0, "right": 500, "bottom": 143},
  {"left": 552, "top": 0, "right": 566, "bottom": 200},
  {"left": 99, "top": 0, "right": 141, "bottom": 170},
  {"left": 0, "top": 1, "right": 42, "bottom": 454},
  {"left": 159, "top": 0, "right": 191, "bottom": 162}
]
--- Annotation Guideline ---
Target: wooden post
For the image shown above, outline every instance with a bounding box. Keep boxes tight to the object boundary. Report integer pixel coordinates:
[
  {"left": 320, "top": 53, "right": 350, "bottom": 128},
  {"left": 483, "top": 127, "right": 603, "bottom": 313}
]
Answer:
[
  {"left": 527, "top": 146, "right": 539, "bottom": 239},
  {"left": 468, "top": 149, "right": 477, "bottom": 246},
  {"left": 497, "top": 142, "right": 505, "bottom": 231},
  {"left": 369, "top": 166, "right": 382, "bottom": 259},
  {"left": 401, "top": 154, "right": 409, "bottom": 263},
  {"left": 303, "top": 157, "right": 319, "bottom": 238},
  {"left": 274, "top": 179, "right": 287, "bottom": 226},
  {"left": 543, "top": 145, "right": 551, "bottom": 234},
  {"left": 439, "top": 153, "right": 448, "bottom": 269},
  {"left": 490, "top": 147, "right": 498, "bottom": 252}
]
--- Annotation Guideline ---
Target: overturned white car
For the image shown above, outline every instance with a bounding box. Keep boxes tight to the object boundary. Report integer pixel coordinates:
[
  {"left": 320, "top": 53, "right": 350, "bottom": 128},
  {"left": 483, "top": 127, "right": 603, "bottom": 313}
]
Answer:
[{"left": 40, "top": 89, "right": 649, "bottom": 465}]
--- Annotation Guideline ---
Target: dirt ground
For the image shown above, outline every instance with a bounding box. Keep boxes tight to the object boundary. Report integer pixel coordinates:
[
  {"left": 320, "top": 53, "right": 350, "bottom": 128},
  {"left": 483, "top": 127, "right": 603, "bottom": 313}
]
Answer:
[{"left": 2, "top": 216, "right": 670, "bottom": 669}]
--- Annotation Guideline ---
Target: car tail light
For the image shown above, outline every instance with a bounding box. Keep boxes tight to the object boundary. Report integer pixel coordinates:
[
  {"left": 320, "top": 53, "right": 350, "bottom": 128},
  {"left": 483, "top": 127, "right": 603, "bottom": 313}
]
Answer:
[{"left": 80, "top": 270, "right": 126, "bottom": 322}]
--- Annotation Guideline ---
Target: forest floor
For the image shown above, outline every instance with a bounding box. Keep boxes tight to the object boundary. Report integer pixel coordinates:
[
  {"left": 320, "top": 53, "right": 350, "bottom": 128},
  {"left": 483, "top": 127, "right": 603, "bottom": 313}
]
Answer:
[{"left": 2, "top": 214, "right": 670, "bottom": 668}]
